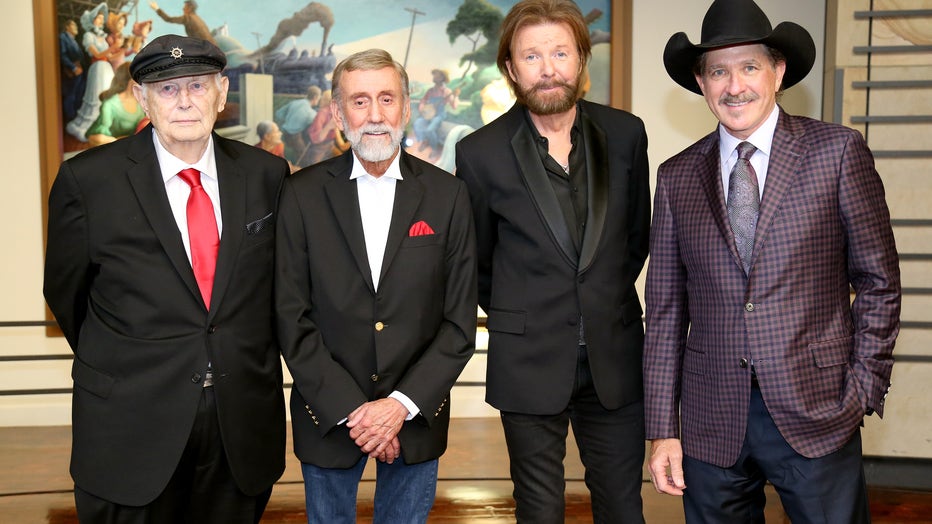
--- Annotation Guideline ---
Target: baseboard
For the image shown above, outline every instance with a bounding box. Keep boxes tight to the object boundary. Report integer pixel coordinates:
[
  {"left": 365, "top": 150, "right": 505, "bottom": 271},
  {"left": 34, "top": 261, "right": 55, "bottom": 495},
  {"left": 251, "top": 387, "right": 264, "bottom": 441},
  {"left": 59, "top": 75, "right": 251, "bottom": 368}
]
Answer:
[{"left": 865, "top": 456, "right": 932, "bottom": 491}]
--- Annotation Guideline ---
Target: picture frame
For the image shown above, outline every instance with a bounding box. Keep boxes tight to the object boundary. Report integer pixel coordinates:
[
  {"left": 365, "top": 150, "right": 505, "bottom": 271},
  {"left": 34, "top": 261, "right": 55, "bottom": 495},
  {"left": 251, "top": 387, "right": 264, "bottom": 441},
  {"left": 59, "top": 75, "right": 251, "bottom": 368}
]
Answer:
[{"left": 33, "top": 0, "right": 631, "bottom": 335}]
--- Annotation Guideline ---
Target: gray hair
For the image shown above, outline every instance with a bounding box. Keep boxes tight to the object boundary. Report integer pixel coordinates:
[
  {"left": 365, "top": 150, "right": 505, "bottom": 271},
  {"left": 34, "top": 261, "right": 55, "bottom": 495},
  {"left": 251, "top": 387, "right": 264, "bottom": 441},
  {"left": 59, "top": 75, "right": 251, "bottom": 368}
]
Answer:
[{"left": 330, "top": 49, "right": 409, "bottom": 104}]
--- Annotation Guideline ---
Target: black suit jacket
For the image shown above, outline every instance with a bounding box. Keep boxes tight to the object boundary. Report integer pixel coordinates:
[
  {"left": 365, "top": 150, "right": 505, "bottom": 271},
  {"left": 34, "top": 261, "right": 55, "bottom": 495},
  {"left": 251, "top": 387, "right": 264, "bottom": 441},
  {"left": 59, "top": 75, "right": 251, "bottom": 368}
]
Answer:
[
  {"left": 276, "top": 150, "right": 477, "bottom": 468},
  {"left": 455, "top": 101, "right": 650, "bottom": 414},
  {"left": 43, "top": 127, "right": 288, "bottom": 506}
]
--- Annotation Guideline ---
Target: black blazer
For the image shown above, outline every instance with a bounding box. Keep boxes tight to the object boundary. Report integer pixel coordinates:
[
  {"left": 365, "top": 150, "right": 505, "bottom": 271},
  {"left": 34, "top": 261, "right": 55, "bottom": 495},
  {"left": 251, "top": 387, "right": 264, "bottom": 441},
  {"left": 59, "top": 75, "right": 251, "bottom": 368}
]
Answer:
[
  {"left": 44, "top": 127, "right": 288, "bottom": 506},
  {"left": 455, "top": 101, "right": 651, "bottom": 414},
  {"left": 275, "top": 150, "right": 477, "bottom": 468}
]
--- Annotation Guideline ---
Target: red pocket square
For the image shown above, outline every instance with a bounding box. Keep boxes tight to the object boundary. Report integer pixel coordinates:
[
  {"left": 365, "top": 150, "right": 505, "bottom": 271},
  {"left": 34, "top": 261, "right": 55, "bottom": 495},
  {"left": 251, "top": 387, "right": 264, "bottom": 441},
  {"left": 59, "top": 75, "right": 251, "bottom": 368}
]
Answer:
[{"left": 408, "top": 220, "right": 435, "bottom": 237}]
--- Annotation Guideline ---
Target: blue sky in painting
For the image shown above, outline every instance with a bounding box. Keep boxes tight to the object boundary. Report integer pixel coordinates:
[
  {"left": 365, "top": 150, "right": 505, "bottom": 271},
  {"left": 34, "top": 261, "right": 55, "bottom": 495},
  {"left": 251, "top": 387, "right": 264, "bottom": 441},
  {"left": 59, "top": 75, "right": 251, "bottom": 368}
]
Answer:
[{"left": 127, "top": 0, "right": 610, "bottom": 54}]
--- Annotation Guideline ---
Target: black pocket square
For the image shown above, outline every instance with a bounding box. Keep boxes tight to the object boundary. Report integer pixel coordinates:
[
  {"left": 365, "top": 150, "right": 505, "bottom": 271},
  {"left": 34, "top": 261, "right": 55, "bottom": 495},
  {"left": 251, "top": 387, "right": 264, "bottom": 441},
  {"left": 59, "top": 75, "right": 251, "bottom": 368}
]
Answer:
[{"left": 245, "top": 212, "right": 273, "bottom": 235}]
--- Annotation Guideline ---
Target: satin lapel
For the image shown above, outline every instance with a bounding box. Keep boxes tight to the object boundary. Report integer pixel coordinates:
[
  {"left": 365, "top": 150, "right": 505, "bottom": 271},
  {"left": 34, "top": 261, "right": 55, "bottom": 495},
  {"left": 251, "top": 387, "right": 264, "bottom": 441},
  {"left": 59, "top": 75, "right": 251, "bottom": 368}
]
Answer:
[
  {"left": 752, "top": 111, "right": 806, "bottom": 268},
  {"left": 511, "top": 120, "right": 577, "bottom": 266},
  {"left": 697, "top": 134, "right": 745, "bottom": 270},
  {"left": 324, "top": 153, "right": 375, "bottom": 293},
  {"left": 379, "top": 152, "right": 424, "bottom": 286},
  {"left": 124, "top": 130, "right": 202, "bottom": 305},
  {"left": 209, "top": 137, "right": 246, "bottom": 315},
  {"left": 577, "top": 109, "right": 607, "bottom": 274}
]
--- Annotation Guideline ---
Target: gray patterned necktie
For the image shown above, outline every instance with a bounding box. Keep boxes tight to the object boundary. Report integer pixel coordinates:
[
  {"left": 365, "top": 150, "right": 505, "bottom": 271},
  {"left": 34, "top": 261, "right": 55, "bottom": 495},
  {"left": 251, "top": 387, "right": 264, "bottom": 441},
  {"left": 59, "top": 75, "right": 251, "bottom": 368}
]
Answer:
[{"left": 727, "top": 142, "right": 760, "bottom": 273}]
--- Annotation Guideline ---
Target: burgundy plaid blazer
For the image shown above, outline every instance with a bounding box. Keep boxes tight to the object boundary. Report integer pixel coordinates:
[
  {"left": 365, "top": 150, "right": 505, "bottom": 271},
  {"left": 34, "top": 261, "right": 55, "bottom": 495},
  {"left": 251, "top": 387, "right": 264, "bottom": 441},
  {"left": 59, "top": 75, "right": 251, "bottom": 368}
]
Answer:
[{"left": 644, "top": 109, "right": 901, "bottom": 467}]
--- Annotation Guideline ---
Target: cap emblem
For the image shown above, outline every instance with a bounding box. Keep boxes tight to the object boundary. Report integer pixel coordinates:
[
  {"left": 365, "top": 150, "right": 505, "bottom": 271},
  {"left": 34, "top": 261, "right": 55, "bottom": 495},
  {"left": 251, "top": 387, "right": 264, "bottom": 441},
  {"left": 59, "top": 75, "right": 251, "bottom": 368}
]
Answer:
[{"left": 170, "top": 47, "right": 184, "bottom": 59}]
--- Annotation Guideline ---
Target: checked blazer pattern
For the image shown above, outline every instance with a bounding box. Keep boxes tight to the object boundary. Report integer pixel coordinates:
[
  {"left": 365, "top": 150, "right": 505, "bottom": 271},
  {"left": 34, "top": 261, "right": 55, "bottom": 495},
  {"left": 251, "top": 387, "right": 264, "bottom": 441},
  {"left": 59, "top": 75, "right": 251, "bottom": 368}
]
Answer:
[{"left": 644, "top": 109, "right": 901, "bottom": 468}]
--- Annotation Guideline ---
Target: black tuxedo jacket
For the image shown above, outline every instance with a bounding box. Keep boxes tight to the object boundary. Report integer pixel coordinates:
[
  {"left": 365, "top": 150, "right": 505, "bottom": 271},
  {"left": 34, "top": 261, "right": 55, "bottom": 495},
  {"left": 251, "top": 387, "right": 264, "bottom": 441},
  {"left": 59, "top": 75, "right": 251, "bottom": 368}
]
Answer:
[
  {"left": 44, "top": 126, "right": 288, "bottom": 506},
  {"left": 455, "top": 101, "right": 651, "bottom": 414},
  {"left": 275, "top": 150, "right": 477, "bottom": 468}
]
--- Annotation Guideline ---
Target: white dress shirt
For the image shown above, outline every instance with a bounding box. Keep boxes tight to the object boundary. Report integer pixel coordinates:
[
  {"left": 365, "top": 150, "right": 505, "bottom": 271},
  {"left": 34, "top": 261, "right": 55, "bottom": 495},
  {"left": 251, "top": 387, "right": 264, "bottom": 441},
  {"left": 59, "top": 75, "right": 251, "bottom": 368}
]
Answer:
[
  {"left": 153, "top": 133, "right": 223, "bottom": 265},
  {"left": 719, "top": 105, "right": 779, "bottom": 202},
  {"left": 349, "top": 153, "right": 419, "bottom": 420}
]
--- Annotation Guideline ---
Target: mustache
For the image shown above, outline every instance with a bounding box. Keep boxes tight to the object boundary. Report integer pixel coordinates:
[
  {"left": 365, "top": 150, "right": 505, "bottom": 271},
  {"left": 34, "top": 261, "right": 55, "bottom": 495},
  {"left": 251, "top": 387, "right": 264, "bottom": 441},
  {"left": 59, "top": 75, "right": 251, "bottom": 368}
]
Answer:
[
  {"left": 720, "top": 93, "right": 759, "bottom": 105},
  {"left": 358, "top": 124, "right": 396, "bottom": 135},
  {"left": 531, "top": 79, "right": 574, "bottom": 93}
]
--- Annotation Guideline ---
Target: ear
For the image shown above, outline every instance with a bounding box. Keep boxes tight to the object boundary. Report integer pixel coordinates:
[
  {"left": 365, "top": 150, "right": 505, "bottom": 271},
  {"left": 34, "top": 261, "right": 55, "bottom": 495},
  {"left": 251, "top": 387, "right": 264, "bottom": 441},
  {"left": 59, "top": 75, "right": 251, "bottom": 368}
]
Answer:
[
  {"left": 774, "top": 60, "right": 787, "bottom": 91},
  {"left": 694, "top": 73, "right": 707, "bottom": 96},
  {"left": 217, "top": 75, "right": 230, "bottom": 113},
  {"left": 132, "top": 83, "right": 147, "bottom": 113},
  {"left": 505, "top": 60, "right": 517, "bottom": 84},
  {"left": 330, "top": 97, "right": 345, "bottom": 133}
]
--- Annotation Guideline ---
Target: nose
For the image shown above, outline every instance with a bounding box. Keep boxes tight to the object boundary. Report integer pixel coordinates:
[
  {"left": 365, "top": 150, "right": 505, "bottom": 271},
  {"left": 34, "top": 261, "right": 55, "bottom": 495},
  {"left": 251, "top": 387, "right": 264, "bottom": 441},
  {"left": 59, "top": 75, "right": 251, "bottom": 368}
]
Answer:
[
  {"left": 539, "top": 56, "right": 556, "bottom": 77},
  {"left": 177, "top": 87, "right": 192, "bottom": 108},
  {"left": 367, "top": 103, "right": 385, "bottom": 124},
  {"left": 726, "top": 71, "right": 746, "bottom": 94}
]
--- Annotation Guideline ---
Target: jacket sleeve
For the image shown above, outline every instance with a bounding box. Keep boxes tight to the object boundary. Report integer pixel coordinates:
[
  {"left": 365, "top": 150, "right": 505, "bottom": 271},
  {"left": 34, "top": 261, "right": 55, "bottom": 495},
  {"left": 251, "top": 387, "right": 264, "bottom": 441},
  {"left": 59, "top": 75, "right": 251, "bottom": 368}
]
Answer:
[
  {"left": 43, "top": 162, "right": 92, "bottom": 350},
  {"left": 839, "top": 130, "right": 900, "bottom": 417}
]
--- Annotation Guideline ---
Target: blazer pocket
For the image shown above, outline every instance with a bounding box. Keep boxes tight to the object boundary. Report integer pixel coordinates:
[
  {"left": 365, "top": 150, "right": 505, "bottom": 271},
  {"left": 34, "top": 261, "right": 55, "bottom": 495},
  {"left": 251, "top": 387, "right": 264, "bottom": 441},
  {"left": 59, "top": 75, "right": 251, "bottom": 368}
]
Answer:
[
  {"left": 620, "top": 297, "right": 643, "bottom": 326},
  {"left": 682, "top": 346, "right": 707, "bottom": 376},
  {"left": 72, "top": 358, "right": 116, "bottom": 399},
  {"left": 486, "top": 308, "right": 526, "bottom": 335},
  {"left": 402, "top": 234, "right": 442, "bottom": 248},
  {"left": 245, "top": 212, "right": 274, "bottom": 236},
  {"left": 809, "top": 336, "right": 853, "bottom": 368}
]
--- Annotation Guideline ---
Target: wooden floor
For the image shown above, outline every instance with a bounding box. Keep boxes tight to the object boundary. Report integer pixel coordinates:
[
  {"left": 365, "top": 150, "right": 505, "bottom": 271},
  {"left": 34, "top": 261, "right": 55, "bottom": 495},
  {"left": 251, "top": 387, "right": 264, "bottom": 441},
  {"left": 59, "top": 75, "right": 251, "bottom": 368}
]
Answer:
[{"left": 1, "top": 418, "right": 929, "bottom": 523}]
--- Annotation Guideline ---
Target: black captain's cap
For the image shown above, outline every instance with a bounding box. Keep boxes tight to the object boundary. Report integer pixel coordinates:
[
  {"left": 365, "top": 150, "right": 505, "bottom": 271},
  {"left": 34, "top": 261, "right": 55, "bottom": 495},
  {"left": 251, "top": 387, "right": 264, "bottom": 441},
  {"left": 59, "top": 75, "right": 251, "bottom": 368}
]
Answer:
[{"left": 130, "top": 34, "right": 226, "bottom": 84}]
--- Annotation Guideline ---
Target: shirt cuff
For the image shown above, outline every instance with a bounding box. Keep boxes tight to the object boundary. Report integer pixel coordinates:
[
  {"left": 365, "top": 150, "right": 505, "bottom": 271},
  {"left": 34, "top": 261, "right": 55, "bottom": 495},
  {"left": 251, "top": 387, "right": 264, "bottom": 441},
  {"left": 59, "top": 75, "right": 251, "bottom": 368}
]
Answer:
[{"left": 389, "top": 391, "right": 419, "bottom": 421}]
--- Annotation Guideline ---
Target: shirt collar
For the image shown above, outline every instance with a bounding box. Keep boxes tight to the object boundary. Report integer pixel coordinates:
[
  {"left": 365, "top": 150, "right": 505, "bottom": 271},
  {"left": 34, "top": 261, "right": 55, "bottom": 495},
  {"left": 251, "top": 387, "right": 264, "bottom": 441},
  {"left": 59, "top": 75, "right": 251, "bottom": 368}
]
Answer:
[
  {"left": 719, "top": 104, "right": 779, "bottom": 162},
  {"left": 153, "top": 132, "right": 217, "bottom": 183},
  {"left": 349, "top": 150, "right": 404, "bottom": 182}
]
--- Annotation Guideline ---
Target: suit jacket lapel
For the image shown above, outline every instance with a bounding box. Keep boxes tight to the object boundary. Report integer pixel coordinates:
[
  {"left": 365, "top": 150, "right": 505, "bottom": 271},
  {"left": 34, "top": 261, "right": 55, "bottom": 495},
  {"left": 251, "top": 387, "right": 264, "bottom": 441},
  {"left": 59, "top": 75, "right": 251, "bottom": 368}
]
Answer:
[
  {"left": 324, "top": 152, "right": 376, "bottom": 293},
  {"left": 577, "top": 107, "right": 607, "bottom": 273},
  {"left": 697, "top": 133, "right": 746, "bottom": 270},
  {"left": 508, "top": 108, "right": 577, "bottom": 266},
  {"left": 379, "top": 152, "right": 424, "bottom": 286},
  {"left": 125, "top": 129, "right": 203, "bottom": 305},
  {"left": 209, "top": 136, "right": 246, "bottom": 315},
  {"left": 752, "top": 110, "right": 806, "bottom": 266}
]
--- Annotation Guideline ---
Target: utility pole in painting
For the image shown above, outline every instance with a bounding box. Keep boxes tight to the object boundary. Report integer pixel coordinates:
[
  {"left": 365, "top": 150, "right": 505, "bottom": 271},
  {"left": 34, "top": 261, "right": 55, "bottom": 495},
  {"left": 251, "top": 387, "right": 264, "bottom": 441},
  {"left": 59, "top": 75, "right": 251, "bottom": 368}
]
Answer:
[{"left": 403, "top": 7, "right": 426, "bottom": 69}]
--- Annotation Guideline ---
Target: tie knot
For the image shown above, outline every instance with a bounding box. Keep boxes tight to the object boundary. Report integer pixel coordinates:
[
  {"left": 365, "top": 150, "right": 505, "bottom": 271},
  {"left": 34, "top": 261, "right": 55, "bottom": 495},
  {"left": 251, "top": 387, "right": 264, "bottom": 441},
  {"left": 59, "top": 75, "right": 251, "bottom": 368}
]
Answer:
[
  {"left": 737, "top": 141, "right": 757, "bottom": 161},
  {"left": 177, "top": 168, "right": 203, "bottom": 189}
]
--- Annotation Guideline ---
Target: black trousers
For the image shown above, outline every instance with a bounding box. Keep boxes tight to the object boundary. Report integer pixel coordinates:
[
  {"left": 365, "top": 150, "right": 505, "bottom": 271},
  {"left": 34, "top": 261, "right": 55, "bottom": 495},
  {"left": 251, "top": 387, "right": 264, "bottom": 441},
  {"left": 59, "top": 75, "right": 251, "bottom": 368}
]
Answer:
[
  {"left": 74, "top": 387, "right": 272, "bottom": 524},
  {"left": 500, "top": 345, "right": 645, "bottom": 524},
  {"left": 683, "top": 383, "right": 870, "bottom": 523}
]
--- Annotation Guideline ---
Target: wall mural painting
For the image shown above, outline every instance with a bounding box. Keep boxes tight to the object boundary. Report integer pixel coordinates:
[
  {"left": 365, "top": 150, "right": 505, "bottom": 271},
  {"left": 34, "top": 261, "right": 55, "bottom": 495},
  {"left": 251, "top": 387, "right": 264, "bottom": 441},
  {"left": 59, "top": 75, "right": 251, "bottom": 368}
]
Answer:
[{"left": 54, "top": 0, "right": 612, "bottom": 172}]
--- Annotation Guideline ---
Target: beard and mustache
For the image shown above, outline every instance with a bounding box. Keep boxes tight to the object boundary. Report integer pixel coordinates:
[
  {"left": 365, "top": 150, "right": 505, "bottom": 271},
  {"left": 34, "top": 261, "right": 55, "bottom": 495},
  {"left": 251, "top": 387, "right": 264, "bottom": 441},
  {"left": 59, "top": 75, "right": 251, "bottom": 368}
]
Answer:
[
  {"left": 340, "top": 117, "right": 406, "bottom": 163},
  {"left": 514, "top": 76, "right": 581, "bottom": 115}
]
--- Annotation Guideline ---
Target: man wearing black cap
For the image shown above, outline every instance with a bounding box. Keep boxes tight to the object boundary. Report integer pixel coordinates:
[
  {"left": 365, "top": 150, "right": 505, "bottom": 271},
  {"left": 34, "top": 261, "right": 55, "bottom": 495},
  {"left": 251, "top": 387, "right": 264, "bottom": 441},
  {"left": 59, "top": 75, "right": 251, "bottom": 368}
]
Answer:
[
  {"left": 44, "top": 34, "right": 288, "bottom": 522},
  {"left": 643, "top": 0, "right": 900, "bottom": 522}
]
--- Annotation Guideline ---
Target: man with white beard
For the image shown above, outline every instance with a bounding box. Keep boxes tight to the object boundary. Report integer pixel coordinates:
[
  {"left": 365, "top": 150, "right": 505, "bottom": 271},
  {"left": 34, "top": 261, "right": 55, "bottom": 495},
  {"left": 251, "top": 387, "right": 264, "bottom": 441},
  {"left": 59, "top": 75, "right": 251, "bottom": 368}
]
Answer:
[{"left": 274, "top": 48, "right": 478, "bottom": 524}]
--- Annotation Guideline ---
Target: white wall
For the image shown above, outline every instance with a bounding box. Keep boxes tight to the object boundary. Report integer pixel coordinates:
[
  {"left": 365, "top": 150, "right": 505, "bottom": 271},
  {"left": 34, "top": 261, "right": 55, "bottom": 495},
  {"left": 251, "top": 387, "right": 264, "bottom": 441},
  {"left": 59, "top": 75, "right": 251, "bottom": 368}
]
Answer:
[{"left": 631, "top": 0, "right": 825, "bottom": 172}]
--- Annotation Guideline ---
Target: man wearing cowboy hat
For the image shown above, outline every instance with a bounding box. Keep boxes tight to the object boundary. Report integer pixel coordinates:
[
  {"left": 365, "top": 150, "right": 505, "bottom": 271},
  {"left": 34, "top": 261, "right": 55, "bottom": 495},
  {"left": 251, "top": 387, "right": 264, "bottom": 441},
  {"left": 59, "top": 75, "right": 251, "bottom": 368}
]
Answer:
[
  {"left": 643, "top": 0, "right": 900, "bottom": 521},
  {"left": 45, "top": 34, "right": 288, "bottom": 522}
]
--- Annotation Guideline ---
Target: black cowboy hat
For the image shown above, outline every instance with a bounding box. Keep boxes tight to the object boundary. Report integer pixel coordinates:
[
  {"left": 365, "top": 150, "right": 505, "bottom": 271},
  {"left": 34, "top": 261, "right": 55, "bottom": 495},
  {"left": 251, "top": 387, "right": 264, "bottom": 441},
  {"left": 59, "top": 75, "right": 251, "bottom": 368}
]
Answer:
[{"left": 663, "top": 0, "right": 816, "bottom": 95}]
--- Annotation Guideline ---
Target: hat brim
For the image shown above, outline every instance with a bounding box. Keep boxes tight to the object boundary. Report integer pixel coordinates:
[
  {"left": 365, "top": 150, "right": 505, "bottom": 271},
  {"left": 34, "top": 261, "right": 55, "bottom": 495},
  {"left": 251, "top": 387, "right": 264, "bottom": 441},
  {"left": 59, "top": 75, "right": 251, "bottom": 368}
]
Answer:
[
  {"left": 663, "top": 21, "right": 815, "bottom": 95},
  {"left": 134, "top": 62, "right": 223, "bottom": 84}
]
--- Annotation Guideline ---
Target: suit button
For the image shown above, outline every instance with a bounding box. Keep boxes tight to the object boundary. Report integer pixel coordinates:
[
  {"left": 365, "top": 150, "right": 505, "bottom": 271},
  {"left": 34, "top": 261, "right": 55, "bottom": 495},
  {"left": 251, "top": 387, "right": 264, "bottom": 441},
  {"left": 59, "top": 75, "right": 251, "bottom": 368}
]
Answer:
[
  {"left": 370, "top": 374, "right": 379, "bottom": 382},
  {"left": 738, "top": 358, "right": 749, "bottom": 369},
  {"left": 745, "top": 302, "right": 755, "bottom": 312},
  {"left": 208, "top": 325, "right": 217, "bottom": 334},
  {"left": 375, "top": 321, "right": 384, "bottom": 331},
  {"left": 191, "top": 373, "right": 202, "bottom": 383}
]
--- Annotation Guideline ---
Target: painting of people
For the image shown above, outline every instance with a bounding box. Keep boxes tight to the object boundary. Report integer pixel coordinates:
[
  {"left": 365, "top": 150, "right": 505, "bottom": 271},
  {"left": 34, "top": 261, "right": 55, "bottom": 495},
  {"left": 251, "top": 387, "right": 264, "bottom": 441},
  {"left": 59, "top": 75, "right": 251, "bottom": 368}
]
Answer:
[{"left": 54, "top": 0, "right": 612, "bottom": 170}]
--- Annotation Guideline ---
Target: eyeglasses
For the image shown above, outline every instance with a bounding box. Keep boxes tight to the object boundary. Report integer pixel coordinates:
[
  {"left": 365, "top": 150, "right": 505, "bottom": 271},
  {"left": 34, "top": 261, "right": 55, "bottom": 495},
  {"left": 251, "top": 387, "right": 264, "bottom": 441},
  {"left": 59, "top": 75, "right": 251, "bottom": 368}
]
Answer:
[{"left": 516, "top": 50, "right": 575, "bottom": 66}]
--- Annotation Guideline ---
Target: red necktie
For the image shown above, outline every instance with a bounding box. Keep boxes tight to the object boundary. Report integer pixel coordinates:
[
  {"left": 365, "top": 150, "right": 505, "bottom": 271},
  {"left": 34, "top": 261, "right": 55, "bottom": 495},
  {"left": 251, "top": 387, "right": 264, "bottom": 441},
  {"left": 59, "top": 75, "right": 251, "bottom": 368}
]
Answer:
[{"left": 177, "top": 168, "right": 219, "bottom": 309}]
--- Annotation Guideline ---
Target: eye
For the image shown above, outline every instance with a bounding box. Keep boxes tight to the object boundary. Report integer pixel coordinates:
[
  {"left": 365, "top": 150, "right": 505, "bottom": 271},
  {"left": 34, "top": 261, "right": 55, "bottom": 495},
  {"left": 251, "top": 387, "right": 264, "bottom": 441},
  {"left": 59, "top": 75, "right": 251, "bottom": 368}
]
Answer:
[
  {"left": 380, "top": 95, "right": 394, "bottom": 105},
  {"left": 188, "top": 82, "right": 208, "bottom": 94},
  {"left": 159, "top": 84, "right": 179, "bottom": 97},
  {"left": 708, "top": 68, "right": 726, "bottom": 79},
  {"left": 353, "top": 98, "right": 369, "bottom": 108},
  {"left": 743, "top": 65, "right": 759, "bottom": 74},
  {"left": 554, "top": 50, "right": 569, "bottom": 61},
  {"left": 524, "top": 54, "right": 541, "bottom": 64}
]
